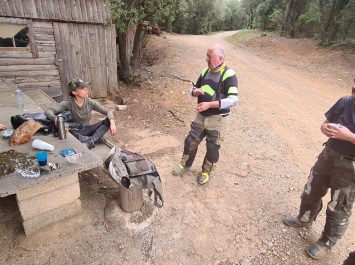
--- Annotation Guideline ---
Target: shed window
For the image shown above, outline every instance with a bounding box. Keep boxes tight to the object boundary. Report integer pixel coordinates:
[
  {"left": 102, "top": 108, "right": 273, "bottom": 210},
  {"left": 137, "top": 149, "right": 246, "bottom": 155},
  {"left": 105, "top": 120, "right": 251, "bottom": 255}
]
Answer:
[{"left": 0, "top": 23, "right": 30, "bottom": 48}]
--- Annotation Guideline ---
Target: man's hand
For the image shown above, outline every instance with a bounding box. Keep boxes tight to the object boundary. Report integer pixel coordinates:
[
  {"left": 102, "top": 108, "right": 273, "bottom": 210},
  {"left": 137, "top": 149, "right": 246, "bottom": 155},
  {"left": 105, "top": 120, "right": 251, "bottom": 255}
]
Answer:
[
  {"left": 196, "top": 102, "right": 211, "bottom": 112},
  {"left": 110, "top": 120, "right": 117, "bottom": 136},
  {"left": 192, "top": 89, "right": 204, "bottom": 96},
  {"left": 0, "top": 124, "right": 7, "bottom": 131},
  {"left": 321, "top": 122, "right": 333, "bottom": 137},
  {"left": 323, "top": 123, "right": 355, "bottom": 143}
]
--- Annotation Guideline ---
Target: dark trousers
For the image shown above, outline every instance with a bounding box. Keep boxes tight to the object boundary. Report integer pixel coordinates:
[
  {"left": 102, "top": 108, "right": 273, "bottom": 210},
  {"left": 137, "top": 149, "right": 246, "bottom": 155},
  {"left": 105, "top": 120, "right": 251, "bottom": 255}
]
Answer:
[
  {"left": 70, "top": 118, "right": 110, "bottom": 143},
  {"left": 298, "top": 146, "right": 355, "bottom": 247},
  {"left": 182, "top": 113, "right": 228, "bottom": 170},
  {"left": 343, "top": 251, "right": 355, "bottom": 265}
]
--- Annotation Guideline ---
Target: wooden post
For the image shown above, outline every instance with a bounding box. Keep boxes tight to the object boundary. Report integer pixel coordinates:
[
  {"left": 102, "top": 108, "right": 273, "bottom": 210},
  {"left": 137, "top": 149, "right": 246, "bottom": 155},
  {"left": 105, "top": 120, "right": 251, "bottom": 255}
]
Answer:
[{"left": 118, "top": 182, "right": 143, "bottom": 213}]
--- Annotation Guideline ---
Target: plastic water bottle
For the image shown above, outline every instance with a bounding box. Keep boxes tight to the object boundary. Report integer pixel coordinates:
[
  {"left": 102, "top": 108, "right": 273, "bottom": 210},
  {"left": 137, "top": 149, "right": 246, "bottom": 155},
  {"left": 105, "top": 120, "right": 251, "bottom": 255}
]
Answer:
[{"left": 15, "top": 90, "right": 24, "bottom": 108}]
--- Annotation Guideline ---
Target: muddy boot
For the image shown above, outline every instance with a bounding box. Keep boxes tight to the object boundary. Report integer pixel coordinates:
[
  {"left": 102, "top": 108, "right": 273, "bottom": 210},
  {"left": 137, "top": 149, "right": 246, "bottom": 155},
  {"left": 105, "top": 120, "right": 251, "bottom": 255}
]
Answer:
[
  {"left": 306, "top": 241, "right": 332, "bottom": 260},
  {"left": 283, "top": 215, "right": 313, "bottom": 228},
  {"left": 172, "top": 155, "right": 190, "bottom": 176},
  {"left": 198, "top": 159, "right": 213, "bottom": 185}
]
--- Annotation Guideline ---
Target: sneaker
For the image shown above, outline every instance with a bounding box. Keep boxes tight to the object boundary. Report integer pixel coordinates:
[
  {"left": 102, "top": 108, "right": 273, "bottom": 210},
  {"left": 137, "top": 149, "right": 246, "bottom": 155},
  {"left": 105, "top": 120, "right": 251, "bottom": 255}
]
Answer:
[
  {"left": 197, "top": 172, "right": 209, "bottom": 185},
  {"left": 86, "top": 139, "right": 95, "bottom": 150},
  {"left": 172, "top": 163, "right": 190, "bottom": 176},
  {"left": 283, "top": 216, "right": 313, "bottom": 228},
  {"left": 306, "top": 242, "right": 331, "bottom": 260}
]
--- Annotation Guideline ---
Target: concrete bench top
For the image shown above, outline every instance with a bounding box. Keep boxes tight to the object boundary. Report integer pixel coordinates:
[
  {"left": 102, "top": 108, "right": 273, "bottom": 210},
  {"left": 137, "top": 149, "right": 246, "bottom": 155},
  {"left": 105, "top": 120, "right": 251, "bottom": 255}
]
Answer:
[{"left": 0, "top": 81, "right": 102, "bottom": 197}]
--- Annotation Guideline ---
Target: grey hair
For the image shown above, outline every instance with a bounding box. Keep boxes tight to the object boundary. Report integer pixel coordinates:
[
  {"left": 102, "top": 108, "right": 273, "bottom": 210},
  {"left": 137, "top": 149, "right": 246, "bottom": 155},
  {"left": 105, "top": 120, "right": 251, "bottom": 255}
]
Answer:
[{"left": 212, "top": 44, "right": 225, "bottom": 59}]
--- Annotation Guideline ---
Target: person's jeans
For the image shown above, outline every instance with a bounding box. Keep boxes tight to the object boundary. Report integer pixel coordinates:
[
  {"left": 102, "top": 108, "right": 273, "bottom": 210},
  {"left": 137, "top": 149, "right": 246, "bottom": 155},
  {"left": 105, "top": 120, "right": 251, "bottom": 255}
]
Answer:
[{"left": 70, "top": 118, "right": 110, "bottom": 143}]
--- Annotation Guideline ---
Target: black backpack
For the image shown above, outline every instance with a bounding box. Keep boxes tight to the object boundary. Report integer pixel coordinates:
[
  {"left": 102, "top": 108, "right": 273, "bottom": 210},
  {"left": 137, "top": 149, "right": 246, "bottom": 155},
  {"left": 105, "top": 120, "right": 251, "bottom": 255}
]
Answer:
[
  {"left": 10, "top": 112, "right": 54, "bottom": 134},
  {"left": 10, "top": 111, "right": 75, "bottom": 135}
]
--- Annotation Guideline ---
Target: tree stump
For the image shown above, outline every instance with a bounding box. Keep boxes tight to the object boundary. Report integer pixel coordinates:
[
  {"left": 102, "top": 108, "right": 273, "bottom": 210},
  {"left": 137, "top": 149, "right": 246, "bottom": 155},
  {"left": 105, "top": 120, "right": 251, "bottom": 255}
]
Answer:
[{"left": 118, "top": 182, "right": 143, "bottom": 213}]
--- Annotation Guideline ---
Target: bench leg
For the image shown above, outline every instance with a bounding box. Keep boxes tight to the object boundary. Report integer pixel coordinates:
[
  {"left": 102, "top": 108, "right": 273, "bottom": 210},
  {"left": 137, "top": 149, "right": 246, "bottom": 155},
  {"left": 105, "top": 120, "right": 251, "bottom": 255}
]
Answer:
[{"left": 16, "top": 173, "right": 82, "bottom": 236}]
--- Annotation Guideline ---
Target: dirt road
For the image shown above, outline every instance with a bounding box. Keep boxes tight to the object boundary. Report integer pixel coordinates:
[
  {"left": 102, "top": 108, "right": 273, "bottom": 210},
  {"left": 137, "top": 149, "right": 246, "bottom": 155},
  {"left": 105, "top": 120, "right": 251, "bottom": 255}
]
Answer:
[{"left": 1, "top": 32, "right": 354, "bottom": 265}]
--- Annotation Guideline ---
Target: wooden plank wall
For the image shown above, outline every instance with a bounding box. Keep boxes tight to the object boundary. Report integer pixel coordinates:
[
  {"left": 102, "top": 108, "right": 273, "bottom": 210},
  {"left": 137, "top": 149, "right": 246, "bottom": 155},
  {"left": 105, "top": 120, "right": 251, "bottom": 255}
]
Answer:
[
  {"left": 0, "top": 0, "right": 118, "bottom": 99},
  {"left": 54, "top": 22, "right": 118, "bottom": 98},
  {"left": 0, "top": 18, "right": 62, "bottom": 98},
  {"left": 0, "top": 0, "right": 110, "bottom": 24}
]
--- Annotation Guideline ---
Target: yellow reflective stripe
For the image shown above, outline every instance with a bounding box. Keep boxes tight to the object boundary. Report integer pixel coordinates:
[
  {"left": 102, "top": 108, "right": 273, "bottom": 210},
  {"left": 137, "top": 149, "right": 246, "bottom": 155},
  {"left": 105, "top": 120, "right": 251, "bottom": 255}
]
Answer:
[
  {"left": 222, "top": 69, "right": 236, "bottom": 82},
  {"left": 228, "top": 86, "right": 238, "bottom": 94},
  {"left": 201, "top": 85, "right": 215, "bottom": 96},
  {"left": 200, "top": 67, "right": 209, "bottom": 76}
]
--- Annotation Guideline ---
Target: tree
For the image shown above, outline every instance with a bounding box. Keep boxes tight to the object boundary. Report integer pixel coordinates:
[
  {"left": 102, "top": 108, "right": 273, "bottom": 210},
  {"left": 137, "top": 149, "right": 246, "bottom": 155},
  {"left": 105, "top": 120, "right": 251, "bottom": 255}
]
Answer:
[
  {"left": 130, "top": 0, "right": 176, "bottom": 68},
  {"left": 111, "top": 0, "right": 176, "bottom": 82},
  {"left": 111, "top": 0, "right": 142, "bottom": 82},
  {"left": 319, "top": 0, "right": 351, "bottom": 45},
  {"left": 337, "top": 0, "right": 355, "bottom": 41},
  {"left": 256, "top": 0, "right": 274, "bottom": 30},
  {"left": 281, "top": 0, "right": 308, "bottom": 37},
  {"left": 241, "top": 0, "right": 263, "bottom": 29}
]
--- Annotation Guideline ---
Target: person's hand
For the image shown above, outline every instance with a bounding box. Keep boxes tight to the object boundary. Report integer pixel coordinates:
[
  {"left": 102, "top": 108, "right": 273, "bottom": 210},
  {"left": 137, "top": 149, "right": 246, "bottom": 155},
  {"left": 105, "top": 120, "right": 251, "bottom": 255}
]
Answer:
[
  {"left": 196, "top": 102, "right": 211, "bottom": 112},
  {"left": 325, "top": 124, "right": 355, "bottom": 142},
  {"left": 110, "top": 120, "right": 117, "bottom": 136},
  {"left": 0, "top": 124, "right": 7, "bottom": 131},
  {"left": 321, "top": 122, "right": 334, "bottom": 137},
  {"left": 192, "top": 88, "right": 204, "bottom": 96}
]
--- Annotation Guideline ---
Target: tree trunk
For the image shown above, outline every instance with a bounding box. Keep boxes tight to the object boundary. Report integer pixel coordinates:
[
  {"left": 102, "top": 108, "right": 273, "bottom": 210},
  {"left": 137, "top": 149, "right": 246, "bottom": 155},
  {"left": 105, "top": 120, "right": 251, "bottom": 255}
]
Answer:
[
  {"left": 118, "top": 181, "right": 143, "bottom": 213},
  {"left": 117, "top": 31, "right": 130, "bottom": 83},
  {"left": 130, "top": 23, "right": 144, "bottom": 69},
  {"left": 281, "top": 0, "right": 307, "bottom": 37},
  {"left": 319, "top": 0, "right": 350, "bottom": 45}
]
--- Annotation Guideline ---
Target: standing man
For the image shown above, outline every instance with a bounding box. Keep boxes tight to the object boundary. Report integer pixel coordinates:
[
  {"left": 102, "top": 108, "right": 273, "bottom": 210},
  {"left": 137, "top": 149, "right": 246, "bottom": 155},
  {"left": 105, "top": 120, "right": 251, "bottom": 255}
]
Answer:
[
  {"left": 172, "top": 44, "right": 238, "bottom": 185},
  {"left": 45, "top": 78, "right": 116, "bottom": 149},
  {"left": 283, "top": 79, "right": 355, "bottom": 260}
]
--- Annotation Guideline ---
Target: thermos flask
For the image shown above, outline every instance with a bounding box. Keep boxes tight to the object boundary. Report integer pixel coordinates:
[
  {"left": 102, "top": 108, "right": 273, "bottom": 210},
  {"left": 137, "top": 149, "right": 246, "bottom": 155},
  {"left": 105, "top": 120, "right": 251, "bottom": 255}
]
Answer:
[{"left": 57, "top": 115, "right": 66, "bottom": 140}]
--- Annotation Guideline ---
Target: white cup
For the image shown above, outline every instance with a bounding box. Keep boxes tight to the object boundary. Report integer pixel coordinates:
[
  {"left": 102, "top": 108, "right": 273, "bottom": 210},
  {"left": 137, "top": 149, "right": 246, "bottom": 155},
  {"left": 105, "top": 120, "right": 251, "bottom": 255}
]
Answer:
[{"left": 32, "top": 139, "right": 55, "bottom": 151}]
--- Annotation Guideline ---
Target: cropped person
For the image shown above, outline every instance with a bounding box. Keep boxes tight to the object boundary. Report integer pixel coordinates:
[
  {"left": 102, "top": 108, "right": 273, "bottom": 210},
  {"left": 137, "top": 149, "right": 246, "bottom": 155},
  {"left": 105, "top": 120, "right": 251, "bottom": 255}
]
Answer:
[
  {"left": 45, "top": 78, "right": 116, "bottom": 149},
  {"left": 283, "top": 78, "right": 355, "bottom": 260}
]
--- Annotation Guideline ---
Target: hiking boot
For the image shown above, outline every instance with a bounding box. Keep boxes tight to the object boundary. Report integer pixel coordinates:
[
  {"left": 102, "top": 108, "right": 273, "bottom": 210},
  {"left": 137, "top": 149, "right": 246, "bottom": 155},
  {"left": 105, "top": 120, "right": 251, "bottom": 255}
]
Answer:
[
  {"left": 283, "top": 216, "right": 313, "bottom": 228},
  {"left": 306, "top": 242, "right": 331, "bottom": 260},
  {"left": 197, "top": 172, "right": 209, "bottom": 185},
  {"left": 172, "top": 163, "right": 190, "bottom": 176}
]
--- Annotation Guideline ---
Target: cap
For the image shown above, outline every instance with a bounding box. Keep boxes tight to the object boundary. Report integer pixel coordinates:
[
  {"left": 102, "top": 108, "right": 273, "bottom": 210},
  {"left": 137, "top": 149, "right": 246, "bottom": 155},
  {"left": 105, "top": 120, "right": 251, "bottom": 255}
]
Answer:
[{"left": 68, "top": 78, "right": 91, "bottom": 93}]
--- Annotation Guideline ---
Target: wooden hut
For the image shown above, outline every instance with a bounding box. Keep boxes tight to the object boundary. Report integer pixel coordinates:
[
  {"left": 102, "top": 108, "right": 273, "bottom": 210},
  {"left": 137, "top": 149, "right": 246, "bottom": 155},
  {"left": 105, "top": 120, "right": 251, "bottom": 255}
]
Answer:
[{"left": 0, "top": 0, "right": 118, "bottom": 100}]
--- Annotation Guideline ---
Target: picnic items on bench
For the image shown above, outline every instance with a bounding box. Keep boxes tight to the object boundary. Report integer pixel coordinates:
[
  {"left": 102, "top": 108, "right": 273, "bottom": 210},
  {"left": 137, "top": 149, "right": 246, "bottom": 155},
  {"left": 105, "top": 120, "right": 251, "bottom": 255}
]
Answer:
[
  {"left": 11, "top": 112, "right": 54, "bottom": 135},
  {"left": 9, "top": 119, "right": 43, "bottom": 146},
  {"left": 10, "top": 111, "right": 80, "bottom": 137},
  {"left": 0, "top": 150, "right": 40, "bottom": 178},
  {"left": 32, "top": 139, "right": 55, "bottom": 151},
  {"left": 1, "top": 129, "right": 14, "bottom": 139},
  {"left": 105, "top": 147, "right": 164, "bottom": 212}
]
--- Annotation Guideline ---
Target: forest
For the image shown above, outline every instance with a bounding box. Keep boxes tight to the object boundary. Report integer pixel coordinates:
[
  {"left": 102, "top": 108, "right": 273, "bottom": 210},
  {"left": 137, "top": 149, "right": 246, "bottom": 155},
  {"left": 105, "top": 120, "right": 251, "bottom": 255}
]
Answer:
[{"left": 110, "top": 0, "right": 355, "bottom": 81}]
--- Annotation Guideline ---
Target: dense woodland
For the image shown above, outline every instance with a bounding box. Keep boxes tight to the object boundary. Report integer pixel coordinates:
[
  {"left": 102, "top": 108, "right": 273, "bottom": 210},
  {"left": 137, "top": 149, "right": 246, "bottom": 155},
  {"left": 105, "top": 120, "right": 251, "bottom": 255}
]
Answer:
[{"left": 110, "top": 0, "right": 355, "bottom": 82}]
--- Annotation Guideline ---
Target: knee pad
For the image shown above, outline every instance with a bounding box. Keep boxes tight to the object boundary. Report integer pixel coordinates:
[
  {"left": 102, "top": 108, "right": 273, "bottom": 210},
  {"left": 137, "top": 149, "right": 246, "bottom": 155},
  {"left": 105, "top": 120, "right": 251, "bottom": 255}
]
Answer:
[
  {"left": 206, "top": 140, "right": 220, "bottom": 163},
  {"left": 185, "top": 135, "right": 202, "bottom": 151}
]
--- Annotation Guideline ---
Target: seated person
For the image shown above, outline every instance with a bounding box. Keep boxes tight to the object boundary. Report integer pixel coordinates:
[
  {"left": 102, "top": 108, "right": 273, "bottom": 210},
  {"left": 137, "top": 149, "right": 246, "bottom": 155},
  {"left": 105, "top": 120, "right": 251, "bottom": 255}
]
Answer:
[{"left": 45, "top": 78, "right": 116, "bottom": 149}]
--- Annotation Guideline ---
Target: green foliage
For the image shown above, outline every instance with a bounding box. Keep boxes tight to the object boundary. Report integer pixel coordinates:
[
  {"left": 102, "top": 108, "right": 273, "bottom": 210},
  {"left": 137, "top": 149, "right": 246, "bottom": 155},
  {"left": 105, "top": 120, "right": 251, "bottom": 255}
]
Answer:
[
  {"left": 111, "top": 0, "right": 355, "bottom": 47},
  {"left": 226, "top": 29, "right": 262, "bottom": 45},
  {"left": 296, "top": 1, "right": 320, "bottom": 37},
  {"left": 337, "top": 0, "right": 355, "bottom": 41},
  {"left": 111, "top": 0, "right": 143, "bottom": 32},
  {"left": 111, "top": 0, "right": 177, "bottom": 32},
  {"left": 269, "top": 9, "right": 284, "bottom": 30}
]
